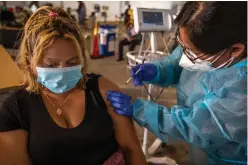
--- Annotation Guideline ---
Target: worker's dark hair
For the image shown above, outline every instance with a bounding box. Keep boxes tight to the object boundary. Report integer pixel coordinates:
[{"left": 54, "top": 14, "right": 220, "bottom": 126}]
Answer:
[{"left": 175, "top": 2, "right": 247, "bottom": 54}]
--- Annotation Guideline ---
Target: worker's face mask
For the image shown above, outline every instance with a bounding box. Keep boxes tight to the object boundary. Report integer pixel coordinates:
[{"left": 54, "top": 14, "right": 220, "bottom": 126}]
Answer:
[
  {"left": 179, "top": 49, "right": 233, "bottom": 71},
  {"left": 36, "top": 65, "right": 83, "bottom": 93}
]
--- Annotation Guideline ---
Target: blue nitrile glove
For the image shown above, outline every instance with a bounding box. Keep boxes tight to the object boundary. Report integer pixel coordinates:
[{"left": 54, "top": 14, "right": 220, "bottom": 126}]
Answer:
[
  {"left": 131, "top": 63, "right": 157, "bottom": 86},
  {"left": 107, "top": 90, "right": 133, "bottom": 117}
]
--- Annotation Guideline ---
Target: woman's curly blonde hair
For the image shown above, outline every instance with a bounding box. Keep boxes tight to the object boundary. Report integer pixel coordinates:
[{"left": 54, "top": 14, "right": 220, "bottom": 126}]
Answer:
[{"left": 16, "top": 6, "right": 90, "bottom": 93}]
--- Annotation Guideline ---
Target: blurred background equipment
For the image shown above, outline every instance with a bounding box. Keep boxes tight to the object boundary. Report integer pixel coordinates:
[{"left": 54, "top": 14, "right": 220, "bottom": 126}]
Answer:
[
  {"left": 133, "top": 8, "right": 172, "bottom": 33},
  {"left": 99, "top": 24, "right": 116, "bottom": 57}
]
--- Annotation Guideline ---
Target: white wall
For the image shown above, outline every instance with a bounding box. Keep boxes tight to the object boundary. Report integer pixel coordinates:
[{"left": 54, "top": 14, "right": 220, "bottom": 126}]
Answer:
[
  {"left": 31, "top": 1, "right": 121, "bottom": 22},
  {"left": 3, "top": 1, "right": 183, "bottom": 21},
  {"left": 130, "top": 1, "right": 173, "bottom": 10},
  {"left": 4, "top": 1, "right": 26, "bottom": 7},
  {"left": 45, "top": 1, "right": 172, "bottom": 21},
  {"left": 62, "top": 1, "right": 121, "bottom": 21}
]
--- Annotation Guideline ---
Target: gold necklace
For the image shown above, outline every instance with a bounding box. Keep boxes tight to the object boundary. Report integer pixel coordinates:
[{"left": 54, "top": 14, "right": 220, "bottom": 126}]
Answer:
[{"left": 43, "top": 90, "right": 74, "bottom": 115}]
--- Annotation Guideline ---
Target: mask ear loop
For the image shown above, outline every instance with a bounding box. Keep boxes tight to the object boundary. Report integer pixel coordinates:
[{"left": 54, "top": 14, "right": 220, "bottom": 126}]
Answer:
[
  {"left": 215, "top": 57, "right": 234, "bottom": 70},
  {"left": 210, "top": 49, "right": 228, "bottom": 64},
  {"left": 211, "top": 51, "right": 235, "bottom": 71},
  {"left": 223, "top": 56, "right": 235, "bottom": 68},
  {"left": 195, "top": 49, "right": 227, "bottom": 65}
]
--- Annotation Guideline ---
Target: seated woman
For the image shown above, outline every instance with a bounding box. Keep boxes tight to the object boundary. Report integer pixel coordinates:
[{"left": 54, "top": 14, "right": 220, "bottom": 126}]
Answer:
[
  {"left": 117, "top": 22, "right": 142, "bottom": 61},
  {"left": 0, "top": 6, "right": 146, "bottom": 165}
]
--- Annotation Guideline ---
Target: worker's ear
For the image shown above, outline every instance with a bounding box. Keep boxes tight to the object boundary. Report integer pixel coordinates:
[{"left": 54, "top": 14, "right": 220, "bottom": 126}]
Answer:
[{"left": 230, "top": 43, "right": 245, "bottom": 58}]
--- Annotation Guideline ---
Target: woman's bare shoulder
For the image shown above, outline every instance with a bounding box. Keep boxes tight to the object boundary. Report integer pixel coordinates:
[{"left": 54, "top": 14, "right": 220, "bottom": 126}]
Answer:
[{"left": 98, "top": 76, "right": 120, "bottom": 93}]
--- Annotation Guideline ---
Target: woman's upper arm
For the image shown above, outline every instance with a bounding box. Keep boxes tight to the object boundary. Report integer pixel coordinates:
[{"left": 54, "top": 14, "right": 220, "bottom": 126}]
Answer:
[
  {"left": 98, "top": 77, "right": 142, "bottom": 150},
  {"left": 0, "top": 93, "right": 22, "bottom": 132}
]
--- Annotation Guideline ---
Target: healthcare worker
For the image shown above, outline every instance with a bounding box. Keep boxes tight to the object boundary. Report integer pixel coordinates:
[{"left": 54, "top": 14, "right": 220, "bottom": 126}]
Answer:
[{"left": 107, "top": 2, "right": 247, "bottom": 165}]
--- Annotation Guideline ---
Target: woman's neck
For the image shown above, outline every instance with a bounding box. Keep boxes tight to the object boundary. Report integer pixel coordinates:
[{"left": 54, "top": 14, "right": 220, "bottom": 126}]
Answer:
[{"left": 40, "top": 87, "right": 76, "bottom": 100}]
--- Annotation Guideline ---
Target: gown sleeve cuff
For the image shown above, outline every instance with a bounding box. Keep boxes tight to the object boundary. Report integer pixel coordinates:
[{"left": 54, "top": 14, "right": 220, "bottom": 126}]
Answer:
[{"left": 133, "top": 99, "right": 159, "bottom": 131}]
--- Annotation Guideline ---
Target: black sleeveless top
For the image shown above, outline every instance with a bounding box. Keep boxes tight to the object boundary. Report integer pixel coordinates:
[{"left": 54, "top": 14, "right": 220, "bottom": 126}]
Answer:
[{"left": 0, "top": 74, "right": 119, "bottom": 165}]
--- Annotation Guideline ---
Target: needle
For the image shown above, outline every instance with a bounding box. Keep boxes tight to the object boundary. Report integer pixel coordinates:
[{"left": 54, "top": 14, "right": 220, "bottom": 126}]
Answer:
[
  {"left": 125, "top": 68, "right": 141, "bottom": 84},
  {"left": 125, "top": 67, "right": 156, "bottom": 101},
  {"left": 143, "top": 84, "right": 155, "bottom": 102}
]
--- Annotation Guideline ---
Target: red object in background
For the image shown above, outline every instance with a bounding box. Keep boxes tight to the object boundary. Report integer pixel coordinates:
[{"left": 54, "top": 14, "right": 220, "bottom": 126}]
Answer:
[
  {"left": 92, "top": 33, "right": 100, "bottom": 58},
  {"left": 91, "top": 22, "right": 100, "bottom": 58},
  {"left": 8, "top": 8, "right": 14, "bottom": 12}
]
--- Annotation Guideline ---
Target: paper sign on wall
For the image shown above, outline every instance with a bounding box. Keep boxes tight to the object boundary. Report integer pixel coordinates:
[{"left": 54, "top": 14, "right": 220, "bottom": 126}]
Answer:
[
  {"left": 108, "top": 38, "right": 115, "bottom": 52},
  {"left": 100, "top": 34, "right": 107, "bottom": 45}
]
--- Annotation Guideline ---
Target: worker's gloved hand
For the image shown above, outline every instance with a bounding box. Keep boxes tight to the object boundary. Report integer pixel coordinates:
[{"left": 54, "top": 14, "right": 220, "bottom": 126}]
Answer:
[
  {"left": 131, "top": 63, "right": 157, "bottom": 86},
  {"left": 107, "top": 91, "right": 133, "bottom": 117}
]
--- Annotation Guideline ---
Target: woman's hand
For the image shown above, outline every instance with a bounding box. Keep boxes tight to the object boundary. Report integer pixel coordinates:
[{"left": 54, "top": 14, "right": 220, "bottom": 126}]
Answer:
[
  {"left": 131, "top": 63, "right": 157, "bottom": 86},
  {"left": 107, "top": 91, "right": 133, "bottom": 117}
]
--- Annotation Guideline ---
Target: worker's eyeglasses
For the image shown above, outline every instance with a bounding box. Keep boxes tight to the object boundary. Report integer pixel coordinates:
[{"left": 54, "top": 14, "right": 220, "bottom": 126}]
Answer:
[{"left": 176, "top": 35, "right": 209, "bottom": 64}]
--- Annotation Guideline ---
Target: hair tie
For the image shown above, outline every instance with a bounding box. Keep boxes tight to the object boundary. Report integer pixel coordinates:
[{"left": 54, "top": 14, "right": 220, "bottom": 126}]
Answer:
[{"left": 49, "top": 12, "right": 59, "bottom": 17}]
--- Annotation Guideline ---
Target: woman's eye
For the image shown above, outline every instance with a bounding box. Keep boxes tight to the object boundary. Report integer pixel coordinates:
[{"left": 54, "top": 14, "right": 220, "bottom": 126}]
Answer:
[
  {"left": 68, "top": 62, "right": 79, "bottom": 66},
  {"left": 44, "top": 64, "right": 57, "bottom": 68}
]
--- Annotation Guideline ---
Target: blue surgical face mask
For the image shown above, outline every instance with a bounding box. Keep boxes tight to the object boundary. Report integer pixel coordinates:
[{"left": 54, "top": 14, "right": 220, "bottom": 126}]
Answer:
[{"left": 36, "top": 65, "right": 83, "bottom": 94}]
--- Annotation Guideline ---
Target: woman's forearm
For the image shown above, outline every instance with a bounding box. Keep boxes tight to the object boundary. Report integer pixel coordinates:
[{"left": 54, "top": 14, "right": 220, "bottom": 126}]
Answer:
[
  {"left": 0, "top": 149, "right": 32, "bottom": 165},
  {"left": 0, "top": 131, "right": 32, "bottom": 165}
]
